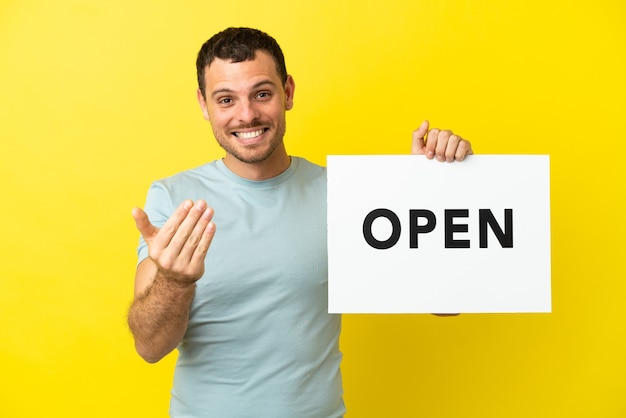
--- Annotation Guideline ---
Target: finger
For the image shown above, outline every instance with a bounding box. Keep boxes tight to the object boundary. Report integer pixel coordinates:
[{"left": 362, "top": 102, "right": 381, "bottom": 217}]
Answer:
[
  {"left": 434, "top": 130, "right": 453, "bottom": 161},
  {"left": 166, "top": 200, "right": 209, "bottom": 258},
  {"left": 151, "top": 199, "right": 194, "bottom": 252},
  {"left": 444, "top": 134, "right": 462, "bottom": 162},
  {"left": 424, "top": 128, "right": 439, "bottom": 159},
  {"left": 179, "top": 206, "right": 215, "bottom": 262},
  {"left": 132, "top": 207, "right": 159, "bottom": 245},
  {"left": 180, "top": 220, "right": 216, "bottom": 279},
  {"left": 454, "top": 139, "right": 473, "bottom": 161},
  {"left": 191, "top": 219, "right": 217, "bottom": 264},
  {"left": 411, "top": 120, "right": 429, "bottom": 155}
]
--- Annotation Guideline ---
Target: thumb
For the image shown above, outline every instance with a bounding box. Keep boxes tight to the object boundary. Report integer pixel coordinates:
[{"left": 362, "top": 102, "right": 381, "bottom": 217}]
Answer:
[
  {"left": 131, "top": 207, "right": 159, "bottom": 244},
  {"left": 411, "top": 120, "right": 429, "bottom": 155}
]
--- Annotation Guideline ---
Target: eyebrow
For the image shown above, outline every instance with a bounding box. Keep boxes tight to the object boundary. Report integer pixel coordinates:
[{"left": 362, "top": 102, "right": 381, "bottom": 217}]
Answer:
[{"left": 210, "top": 79, "right": 278, "bottom": 99}]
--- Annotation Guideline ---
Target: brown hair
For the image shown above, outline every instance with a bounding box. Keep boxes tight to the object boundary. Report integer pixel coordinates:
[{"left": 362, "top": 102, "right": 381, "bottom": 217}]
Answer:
[{"left": 196, "top": 27, "right": 288, "bottom": 98}]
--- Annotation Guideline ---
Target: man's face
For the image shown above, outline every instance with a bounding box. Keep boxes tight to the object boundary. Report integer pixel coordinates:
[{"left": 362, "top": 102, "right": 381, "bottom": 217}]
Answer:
[{"left": 198, "top": 51, "right": 294, "bottom": 166}]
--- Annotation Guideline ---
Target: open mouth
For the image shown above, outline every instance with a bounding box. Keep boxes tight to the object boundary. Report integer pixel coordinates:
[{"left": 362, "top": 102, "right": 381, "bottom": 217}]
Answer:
[{"left": 233, "top": 128, "right": 267, "bottom": 140}]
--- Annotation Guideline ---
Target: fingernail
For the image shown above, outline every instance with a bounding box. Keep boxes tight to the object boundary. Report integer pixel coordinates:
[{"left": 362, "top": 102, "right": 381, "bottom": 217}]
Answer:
[
  {"left": 184, "top": 200, "right": 193, "bottom": 209},
  {"left": 195, "top": 200, "right": 206, "bottom": 211}
]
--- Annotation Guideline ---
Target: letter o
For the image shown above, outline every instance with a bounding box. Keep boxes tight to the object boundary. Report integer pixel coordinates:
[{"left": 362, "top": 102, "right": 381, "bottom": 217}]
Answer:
[{"left": 362, "top": 209, "right": 401, "bottom": 250}]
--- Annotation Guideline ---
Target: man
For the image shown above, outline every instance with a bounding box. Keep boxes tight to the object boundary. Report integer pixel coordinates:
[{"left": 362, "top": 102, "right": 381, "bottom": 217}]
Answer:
[{"left": 128, "top": 27, "right": 472, "bottom": 417}]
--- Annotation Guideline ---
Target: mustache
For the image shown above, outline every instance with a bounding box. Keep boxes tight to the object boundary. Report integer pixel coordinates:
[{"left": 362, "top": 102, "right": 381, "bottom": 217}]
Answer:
[{"left": 229, "top": 122, "right": 268, "bottom": 131}]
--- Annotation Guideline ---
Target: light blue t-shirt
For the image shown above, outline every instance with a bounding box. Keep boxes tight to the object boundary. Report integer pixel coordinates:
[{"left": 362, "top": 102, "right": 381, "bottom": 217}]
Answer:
[{"left": 138, "top": 157, "right": 344, "bottom": 418}]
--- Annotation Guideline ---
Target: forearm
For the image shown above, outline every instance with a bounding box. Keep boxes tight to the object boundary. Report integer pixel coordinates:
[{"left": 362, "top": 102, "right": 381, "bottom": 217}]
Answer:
[{"left": 128, "top": 271, "right": 196, "bottom": 363}]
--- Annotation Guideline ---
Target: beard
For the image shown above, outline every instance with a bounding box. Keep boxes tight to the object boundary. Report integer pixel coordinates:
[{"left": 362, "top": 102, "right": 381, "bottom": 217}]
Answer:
[{"left": 213, "top": 117, "right": 286, "bottom": 164}]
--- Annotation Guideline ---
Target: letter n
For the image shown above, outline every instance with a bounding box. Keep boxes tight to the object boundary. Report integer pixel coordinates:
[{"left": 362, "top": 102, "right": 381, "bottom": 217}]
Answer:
[{"left": 479, "top": 209, "right": 513, "bottom": 248}]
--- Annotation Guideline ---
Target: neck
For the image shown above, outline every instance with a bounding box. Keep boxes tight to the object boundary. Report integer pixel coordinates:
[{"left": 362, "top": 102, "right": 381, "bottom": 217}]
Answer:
[{"left": 223, "top": 145, "right": 291, "bottom": 181}]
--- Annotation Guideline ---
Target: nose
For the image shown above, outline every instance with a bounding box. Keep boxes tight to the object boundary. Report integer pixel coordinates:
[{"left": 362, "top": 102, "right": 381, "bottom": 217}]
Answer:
[{"left": 235, "top": 99, "right": 261, "bottom": 124}]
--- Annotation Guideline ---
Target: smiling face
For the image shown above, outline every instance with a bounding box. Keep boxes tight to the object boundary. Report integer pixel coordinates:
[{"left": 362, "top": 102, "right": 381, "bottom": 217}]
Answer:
[{"left": 197, "top": 50, "right": 295, "bottom": 179}]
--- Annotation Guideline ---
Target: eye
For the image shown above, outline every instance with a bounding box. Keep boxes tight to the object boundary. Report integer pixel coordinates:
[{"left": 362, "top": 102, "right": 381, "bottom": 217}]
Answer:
[
  {"left": 256, "top": 91, "right": 271, "bottom": 100},
  {"left": 217, "top": 97, "right": 233, "bottom": 105}
]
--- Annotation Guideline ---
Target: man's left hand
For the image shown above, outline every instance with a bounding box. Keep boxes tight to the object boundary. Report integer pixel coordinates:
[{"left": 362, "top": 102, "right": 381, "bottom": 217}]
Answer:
[{"left": 411, "top": 120, "right": 473, "bottom": 162}]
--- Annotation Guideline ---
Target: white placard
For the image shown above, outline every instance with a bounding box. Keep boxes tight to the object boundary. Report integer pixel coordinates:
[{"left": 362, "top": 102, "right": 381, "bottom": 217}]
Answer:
[{"left": 327, "top": 155, "right": 551, "bottom": 314}]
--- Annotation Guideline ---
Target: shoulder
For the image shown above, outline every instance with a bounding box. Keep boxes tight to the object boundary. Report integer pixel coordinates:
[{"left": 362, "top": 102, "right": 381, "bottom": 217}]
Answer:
[
  {"left": 290, "top": 157, "right": 327, "bottom": 197},
  {"left": 144, "top": 160, "right": 224, "bottom": 208},
  {"left": 154, "top": 160, "right": 221, "bottom": 189},
  {"left": 292, "top": 157, "right": 326, "bottom": 180}
]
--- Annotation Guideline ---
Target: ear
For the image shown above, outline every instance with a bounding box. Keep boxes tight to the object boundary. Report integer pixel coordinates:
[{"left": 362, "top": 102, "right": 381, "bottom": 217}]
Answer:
[
  {"left": 284, "top": 75, "right": 295, "bottom": 111},
  {"left": 197, "top": 88, "right": 210, "bottom": 121}
]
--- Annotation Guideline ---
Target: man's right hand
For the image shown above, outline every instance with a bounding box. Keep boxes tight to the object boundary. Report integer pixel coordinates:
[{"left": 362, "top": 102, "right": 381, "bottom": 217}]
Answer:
[{"left": 132, "top": 199, "right": 216, "bottom": 287}]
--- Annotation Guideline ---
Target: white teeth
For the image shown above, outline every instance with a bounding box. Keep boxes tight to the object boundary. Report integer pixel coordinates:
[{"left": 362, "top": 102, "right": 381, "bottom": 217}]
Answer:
[{"left": 235, "top": 129, "right": 264, "bottom": 140}]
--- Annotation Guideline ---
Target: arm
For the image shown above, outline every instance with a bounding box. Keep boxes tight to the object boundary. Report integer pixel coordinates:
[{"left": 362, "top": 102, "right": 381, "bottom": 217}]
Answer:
[{"left": 127, "top": 199, "right": 216, "bottom": 363}]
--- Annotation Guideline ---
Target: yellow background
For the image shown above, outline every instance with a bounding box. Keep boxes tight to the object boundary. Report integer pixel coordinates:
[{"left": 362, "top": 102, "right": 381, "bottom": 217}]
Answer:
[{"left": 1, "top": 0, "right": 625, "bottom": 416}]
